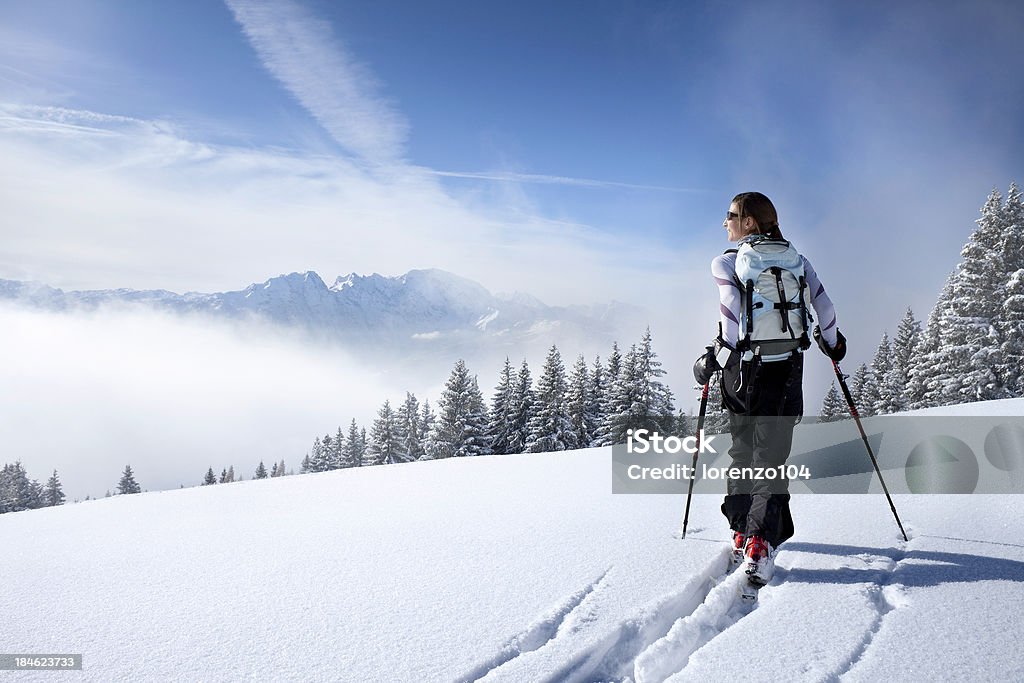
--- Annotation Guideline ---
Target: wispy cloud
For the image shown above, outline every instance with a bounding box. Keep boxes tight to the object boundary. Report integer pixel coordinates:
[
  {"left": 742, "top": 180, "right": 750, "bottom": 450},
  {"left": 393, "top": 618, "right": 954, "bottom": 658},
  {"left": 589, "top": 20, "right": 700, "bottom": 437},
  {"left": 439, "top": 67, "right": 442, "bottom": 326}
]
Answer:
[
  {"left": 224, "top": 0, "right": 409, "bottom": 165},
  {"left": 430, "top": 169, "right": 705, "bottom": 194}
]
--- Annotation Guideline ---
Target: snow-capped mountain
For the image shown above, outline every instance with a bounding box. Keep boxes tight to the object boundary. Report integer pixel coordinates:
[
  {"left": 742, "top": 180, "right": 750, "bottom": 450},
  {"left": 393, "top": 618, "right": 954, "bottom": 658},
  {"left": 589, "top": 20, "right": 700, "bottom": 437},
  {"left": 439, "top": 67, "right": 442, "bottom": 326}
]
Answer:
[{"left": 0, "top": 269, "right": 645, "bottom": 363}]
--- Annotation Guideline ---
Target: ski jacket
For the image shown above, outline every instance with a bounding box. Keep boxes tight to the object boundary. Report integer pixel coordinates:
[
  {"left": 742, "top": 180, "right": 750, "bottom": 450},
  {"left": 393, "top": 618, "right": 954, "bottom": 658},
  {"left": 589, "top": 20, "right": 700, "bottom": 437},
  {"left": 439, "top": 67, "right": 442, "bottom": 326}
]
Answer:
[{"left": 712, "top": 245, "right": 838, "bottom": 361}]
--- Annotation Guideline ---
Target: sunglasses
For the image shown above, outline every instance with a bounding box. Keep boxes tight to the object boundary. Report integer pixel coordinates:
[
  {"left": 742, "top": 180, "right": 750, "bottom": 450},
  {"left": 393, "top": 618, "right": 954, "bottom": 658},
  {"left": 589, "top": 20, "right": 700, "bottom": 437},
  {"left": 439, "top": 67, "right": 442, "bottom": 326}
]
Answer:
[{"left": 726, "top": 211, "right": 741, "bottom": 220}]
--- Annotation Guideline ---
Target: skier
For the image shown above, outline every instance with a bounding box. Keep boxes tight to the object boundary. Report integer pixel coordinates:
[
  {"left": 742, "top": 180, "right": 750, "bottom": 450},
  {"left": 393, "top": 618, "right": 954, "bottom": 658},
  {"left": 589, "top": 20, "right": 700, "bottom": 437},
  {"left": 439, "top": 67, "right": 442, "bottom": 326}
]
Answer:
[{"left": 693, "top": 192, "right": 846, "bottom": 586}]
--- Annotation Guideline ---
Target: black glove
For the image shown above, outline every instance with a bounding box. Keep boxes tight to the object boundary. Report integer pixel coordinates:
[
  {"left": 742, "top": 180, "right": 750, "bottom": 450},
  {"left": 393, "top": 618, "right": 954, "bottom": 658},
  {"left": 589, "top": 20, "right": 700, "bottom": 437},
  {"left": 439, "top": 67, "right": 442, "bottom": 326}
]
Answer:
[
  {"left": 693, "top": 345, "right": 719, "bottom": 385},
  {"left": 814, "top": 326, "right": 847, "bottom": 362}
]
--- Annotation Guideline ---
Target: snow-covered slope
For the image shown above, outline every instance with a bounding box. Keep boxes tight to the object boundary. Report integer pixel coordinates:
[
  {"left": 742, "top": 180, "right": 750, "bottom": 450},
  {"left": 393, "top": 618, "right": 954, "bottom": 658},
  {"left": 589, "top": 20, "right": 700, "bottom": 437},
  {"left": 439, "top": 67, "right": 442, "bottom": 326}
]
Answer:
[{"left": 2, "top": 401, "right": 1022, "bottom": 682}]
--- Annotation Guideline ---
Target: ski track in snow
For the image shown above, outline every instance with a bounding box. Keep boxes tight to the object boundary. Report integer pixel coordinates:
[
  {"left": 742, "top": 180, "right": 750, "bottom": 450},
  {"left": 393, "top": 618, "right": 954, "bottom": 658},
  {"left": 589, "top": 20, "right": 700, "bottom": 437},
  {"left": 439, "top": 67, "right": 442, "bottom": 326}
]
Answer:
[
  {"left": 830, "top": 531, "right": 913, "bottom": 682},
  {"left": 536, "top": 546, "right": 754, "bottom": 683},
  {"left": 459, "top": 568, "right": 612, "bottom": 682}
]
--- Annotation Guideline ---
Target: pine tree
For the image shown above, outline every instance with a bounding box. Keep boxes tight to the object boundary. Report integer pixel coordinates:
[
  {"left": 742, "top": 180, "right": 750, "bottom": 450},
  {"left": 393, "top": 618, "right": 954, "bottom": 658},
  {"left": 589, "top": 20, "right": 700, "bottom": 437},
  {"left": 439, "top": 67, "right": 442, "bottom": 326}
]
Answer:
[
  {"left": 489, "top": 358, "right": 517, "bottom": 455},
  {"left": 344, "top": 419, "right": 364, "bottom": 467},
  {"left": 865, "top": 333, "right": 893, "bottom": 414},
  {"left": 419, "top": 400, "right": 437, "bottom": 459},
  {"left": 849, "top": 364, "right": 871, "bottom": 415},
  {"left": 594, "top": 343, "right": 623, "bottom": 445},
  {"left": 433, "top": 359, "right": 492, "bottom": 457},
  {"left": 674, "top": 409, "right": 692, "bottom": 437},
  {"left": 597, "top": 344, "right": 639, "bottom": 445},
  {"left": 308, "top": 436, "right": 330, "bottom": 473},
  {"left": 227, "top": 466, "right": 235, "bottom": 483},
  {"left": 367, "top": 400, "right": 400, "bottom": 465},
  {"left": 507, "top": 359, "right": 535, "bottom": 454},
  {"left": 300, "top": 453, "right": 312, "bottom": 474},
  {"left": 1001, "top": 269, "right": 1024, "bottom": 396},
  {"left": 395, "top": 393, "right": 424, "bottom": 462},
  {"left": 117, "top": 465, "right": 141, "bottom": 495},
  {"left": 819, "top": 381, "right": 846, "bottom": 422},
  {"left": 255, "top": 461, "right": 268, "bottom": 479},
  {"left": 632, "top": 328, "right": 676, "bottom": 433},
  {"left": 938, "top": 188, "right": 1010, "bottom": 403},
  {"left": 907, "top": 276, "right": 954, "bottom": 409},
  {"left": 887, "top": 308, "right": 922, "bottom": 413},
  {"left": 269, "top": 462, "right": 279, "bottom": 477},
  {"left": 0, "top": 462, "right": 44, "bottom": 513},
  {"left": 525, "top": 345, "right": 578, "bottom": 453},
  {"left": 587, "top": 355, "right": 606, "bottom": 446},
  {"left": 273, "top": 459, "right": 287, "bottom": 477},
  {"left": 701, "top": 380, "right": 730, "bottom": 436},
  {"left": 565, "top": 354, "right": 597, "bottom": 449},
  {"left": 44, "top": 469, "right": 65, "bottom": 506},
  {"left": 329, "top": 427, "right": 346, "bottom": 469},
  {"left": 203, "top": 467, "right": 217, "bottom": 485}
]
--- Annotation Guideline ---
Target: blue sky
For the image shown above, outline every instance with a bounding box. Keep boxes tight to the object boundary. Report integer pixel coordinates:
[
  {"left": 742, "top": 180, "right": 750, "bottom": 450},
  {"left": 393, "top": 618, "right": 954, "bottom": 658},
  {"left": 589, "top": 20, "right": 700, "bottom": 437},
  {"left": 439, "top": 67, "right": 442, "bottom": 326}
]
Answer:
[{"left": 2, "top": 0, "right": 1023, "bottom": 355}]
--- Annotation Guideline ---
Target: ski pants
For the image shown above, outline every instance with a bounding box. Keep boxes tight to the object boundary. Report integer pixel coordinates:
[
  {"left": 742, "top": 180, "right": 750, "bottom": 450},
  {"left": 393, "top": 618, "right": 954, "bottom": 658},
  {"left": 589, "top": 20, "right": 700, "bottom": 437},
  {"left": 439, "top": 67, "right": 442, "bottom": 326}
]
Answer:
[{"left": 720, "top": 353, "right": 803, "bottom": 548}]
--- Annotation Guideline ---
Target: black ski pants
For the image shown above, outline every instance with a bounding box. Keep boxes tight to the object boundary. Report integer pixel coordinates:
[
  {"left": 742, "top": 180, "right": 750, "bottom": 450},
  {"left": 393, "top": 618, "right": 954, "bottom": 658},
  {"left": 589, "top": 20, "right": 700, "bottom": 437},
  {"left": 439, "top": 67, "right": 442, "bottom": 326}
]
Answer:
[{"left": 720, "top": 353, "right": 803, "bottom": 548}]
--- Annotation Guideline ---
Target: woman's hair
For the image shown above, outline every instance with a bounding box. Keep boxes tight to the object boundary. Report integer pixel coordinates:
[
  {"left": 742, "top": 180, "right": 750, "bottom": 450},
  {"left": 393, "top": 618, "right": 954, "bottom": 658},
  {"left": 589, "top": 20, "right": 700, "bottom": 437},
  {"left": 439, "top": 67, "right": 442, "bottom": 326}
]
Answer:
[{"left": 732, "top": 192, "right": 783, "bottom": 239}]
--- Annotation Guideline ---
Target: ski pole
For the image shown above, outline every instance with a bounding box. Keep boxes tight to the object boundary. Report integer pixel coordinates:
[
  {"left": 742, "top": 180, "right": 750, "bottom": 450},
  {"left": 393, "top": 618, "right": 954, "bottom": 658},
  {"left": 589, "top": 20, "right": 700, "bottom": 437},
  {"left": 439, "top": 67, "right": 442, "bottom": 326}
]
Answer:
[
  {"left": 831, "top": 360, "right": 909, "bottom": 542},
  {"left": 680, "top": 380, "right": 710, "bottom": 539}
]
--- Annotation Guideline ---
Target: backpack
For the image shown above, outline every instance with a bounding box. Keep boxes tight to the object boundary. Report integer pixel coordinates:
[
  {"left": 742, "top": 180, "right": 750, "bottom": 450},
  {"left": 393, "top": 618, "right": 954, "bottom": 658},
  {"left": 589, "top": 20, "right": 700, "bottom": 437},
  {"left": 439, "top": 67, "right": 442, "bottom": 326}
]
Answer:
[{"left": 726, "top": 236, "right": 813, "bottom": 358}]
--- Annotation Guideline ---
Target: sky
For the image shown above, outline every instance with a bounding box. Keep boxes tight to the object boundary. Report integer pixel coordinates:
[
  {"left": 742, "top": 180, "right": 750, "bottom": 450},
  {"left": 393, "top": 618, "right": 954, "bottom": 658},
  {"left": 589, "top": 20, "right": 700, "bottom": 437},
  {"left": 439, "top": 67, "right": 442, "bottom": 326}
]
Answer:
[{"left": 1, "top": 0, "right": 1023, "bottom": 496}]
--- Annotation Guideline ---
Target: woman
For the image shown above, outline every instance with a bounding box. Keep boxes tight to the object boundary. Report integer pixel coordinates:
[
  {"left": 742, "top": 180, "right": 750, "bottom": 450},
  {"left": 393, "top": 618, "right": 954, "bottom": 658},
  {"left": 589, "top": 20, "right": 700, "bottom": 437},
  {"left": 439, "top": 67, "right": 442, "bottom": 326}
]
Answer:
[{"left": 693, "top": 192, "right": 846, "bottom": 585}]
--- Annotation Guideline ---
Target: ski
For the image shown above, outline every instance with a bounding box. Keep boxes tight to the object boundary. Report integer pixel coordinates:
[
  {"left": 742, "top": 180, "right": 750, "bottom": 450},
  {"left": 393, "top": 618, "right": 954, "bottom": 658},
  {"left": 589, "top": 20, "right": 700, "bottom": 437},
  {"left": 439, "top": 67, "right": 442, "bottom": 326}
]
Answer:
[{"left": 740, "top": 577, "right": 762, "bottom": 604}]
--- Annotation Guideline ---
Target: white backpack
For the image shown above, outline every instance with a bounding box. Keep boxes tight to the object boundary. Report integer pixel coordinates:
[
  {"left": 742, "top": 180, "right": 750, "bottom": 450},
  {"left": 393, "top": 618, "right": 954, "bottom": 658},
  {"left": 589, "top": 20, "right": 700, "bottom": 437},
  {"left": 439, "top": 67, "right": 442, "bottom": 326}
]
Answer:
[{"left": 728, "top": 237, "right": 813, "bottom": 358}]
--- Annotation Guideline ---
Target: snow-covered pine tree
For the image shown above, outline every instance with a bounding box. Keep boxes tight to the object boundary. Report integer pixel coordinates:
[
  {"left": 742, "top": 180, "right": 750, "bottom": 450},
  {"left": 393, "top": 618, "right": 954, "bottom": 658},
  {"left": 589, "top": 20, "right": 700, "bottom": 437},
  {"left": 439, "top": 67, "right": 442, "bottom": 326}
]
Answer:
[
  {"left": 366, "top": 400, "right": 400, "bottom": 465},
  {"left": 819, "top": 381, "right": 846, "bottom": 422},
  {"left": 632, "top": 328, "right": 676, "bottom": 433},
  {"left": 0, "top": 462, "right": 43, "bottom": 513},
  {"left": 395, "top": 393, "right": 423, "bottom": 462},
  {"left": 906, "top": 275, "right": 954, "bottom": 409},
  {"left": 117, "top": 465, "right": 141, "bottom": 495},
  {"left": 593, "top": 343, "right": 623, "bottom": 446},
  {"left": 938, "top": 188, "right": 1010, "bottom": 403},
  {"left": 433, "top": 359, "right": 492, "bottom": 458},
  {"left": 1001, "top": 269, "right": 1024, "bottom": 396},
  {"left": 702, "top": 380, "right": 730, "bottom": 436},
  {"left": 489, "top": 358, "right": 516, "bottom": 455},
  {"left": 277, "top": 459, "right": 287, "bottom": 477},
  {"left": 419, "top": 400, "right": 437, "bottom": 460},
  {"left": 587, "top": 355, "right": 606, "bottom": 446},
  {"left": 597, "top": 344, "right": 638, "bottom": 445},
  {"left": 344, "top": 419, "right": 363, "bottom": 467},
  {"left": 255, "top": 461, "right": 268, "bottom": 479},
  {"left": 866, "top": 333, "right": 893, "bottom": 414},
  {"left": 849, "top": 364, "right": 872, "bottom": 416},
  {"left": 566, "top": 354, "right": 597, "bottom": 449},
  {"left": 269, "top": 462, "right": 279, "bottom": 477},
  {"left": 887, "top": 308, "right": 922, "bottom": 413},
  {"left": 203, "top": 467, "right": 217, "bottom": 485},
  {"left": 227, "top": 466, "right": 235, "bottom": 483},
  {"left": 674, "top": 409, "right": 692, "bottom": 437},
  {"left": 309, "top": 435, "right": 332, "bottom": 473},
  {"left": 507, "top": 359, "right": 535, "bottom": 454},
  {"left": 299, "top": 454, "right": 311, "bottom": 474},
  {"left": 219, "top": 468, "right": 229, "bottom": 484},
  {"left": 44, "top": 469, "right": 65, "bottom": 506},
  {"left": 525, "top": 345, "right": 578, "bottom": 453},
  {"left": 997, "top": 183, "right": 1024, "bottom": 396},
  {"left": 329, "top": 427, "right": 346, "bottom": 469}
]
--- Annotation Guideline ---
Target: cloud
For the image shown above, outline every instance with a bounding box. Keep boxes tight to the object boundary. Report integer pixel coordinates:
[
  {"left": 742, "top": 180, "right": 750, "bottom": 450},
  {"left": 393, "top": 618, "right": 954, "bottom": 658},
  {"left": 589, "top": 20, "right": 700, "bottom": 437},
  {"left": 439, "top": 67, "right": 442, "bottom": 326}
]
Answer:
[
  {"left": 224, "top": 0, "right": 409, "bottom": 166},
  {"left": 429, "top": 169, "right": 705, "bottom": 194},
  {"left": 0, "top": 303, "right": 423, "bottom": 502}
]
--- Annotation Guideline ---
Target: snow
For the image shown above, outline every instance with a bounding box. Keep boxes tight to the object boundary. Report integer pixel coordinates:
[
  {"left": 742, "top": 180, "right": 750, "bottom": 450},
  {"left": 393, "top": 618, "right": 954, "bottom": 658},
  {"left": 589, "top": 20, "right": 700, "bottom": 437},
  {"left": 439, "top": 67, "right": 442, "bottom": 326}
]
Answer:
[{"left": 2, "top": 401, "right": 1023, "bottom": 682}]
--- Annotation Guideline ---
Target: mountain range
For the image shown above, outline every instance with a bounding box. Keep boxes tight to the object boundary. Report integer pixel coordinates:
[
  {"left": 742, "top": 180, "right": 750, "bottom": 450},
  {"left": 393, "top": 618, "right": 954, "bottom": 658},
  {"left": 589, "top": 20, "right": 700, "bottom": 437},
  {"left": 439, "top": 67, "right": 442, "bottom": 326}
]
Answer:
[{"left": 0, "top": 269, "right": 646, "bottom": 368}]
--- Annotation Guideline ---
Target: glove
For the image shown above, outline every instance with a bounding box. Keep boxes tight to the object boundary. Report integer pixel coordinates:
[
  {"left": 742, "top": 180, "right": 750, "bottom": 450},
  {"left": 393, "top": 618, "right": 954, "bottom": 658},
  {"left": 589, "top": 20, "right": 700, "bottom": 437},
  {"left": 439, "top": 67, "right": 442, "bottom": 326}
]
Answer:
[
  {"left": 814, "top": 326, "right": 847, "bottom": 362},
  {"left": 693, "top": 345, "right": 719, "bottom": 385}
]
